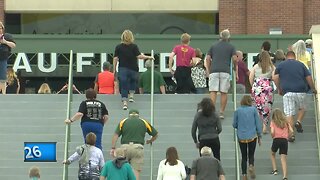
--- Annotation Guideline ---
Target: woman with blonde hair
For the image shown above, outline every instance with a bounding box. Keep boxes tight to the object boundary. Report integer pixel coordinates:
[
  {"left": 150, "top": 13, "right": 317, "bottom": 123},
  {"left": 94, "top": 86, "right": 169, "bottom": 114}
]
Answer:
[
  {"left": 6, "top": 67, "right": 20, "bottom": 94},
  {"left": 157, "top": 147, "right": 187, "bottom": 180},
  {"left": 0, "top": 21, "right": 16, "bottom": 94},
  {"left": 113, "top": 30, "right": 153, "bottom": 110},
  {"left": 38, "top": 83, "right": 51, "bottom": 94},
  {"left": 292, "top": 40, "right": 311, "bottom": 69},
  {"left": 249, "top": 50, "right": 275, "bottom": 134},
  {"left": 270, "top": 108, "right": 293, "bottom": 180}
]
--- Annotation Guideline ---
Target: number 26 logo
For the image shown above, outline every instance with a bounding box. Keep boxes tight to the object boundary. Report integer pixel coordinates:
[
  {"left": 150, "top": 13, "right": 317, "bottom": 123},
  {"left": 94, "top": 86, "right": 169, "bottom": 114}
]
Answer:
[{"left": 24, "top": 146, "right": 42, "bottom": 159}]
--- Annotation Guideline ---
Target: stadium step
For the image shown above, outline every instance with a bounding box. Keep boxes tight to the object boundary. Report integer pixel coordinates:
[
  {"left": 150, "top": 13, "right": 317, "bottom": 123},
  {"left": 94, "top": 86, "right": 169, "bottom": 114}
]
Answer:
[{"left": 0, "top": 94, "right": 318, "bottom": 180}]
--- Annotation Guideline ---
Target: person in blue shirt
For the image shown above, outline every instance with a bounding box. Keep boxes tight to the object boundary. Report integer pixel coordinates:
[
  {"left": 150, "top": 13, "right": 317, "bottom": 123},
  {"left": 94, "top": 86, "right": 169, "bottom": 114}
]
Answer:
[
  {"left": 273, "top": 51, "right": 316, "bottom": 142},
  {"left": 233, "top": 95, "right": 262, "bottom": 180}
]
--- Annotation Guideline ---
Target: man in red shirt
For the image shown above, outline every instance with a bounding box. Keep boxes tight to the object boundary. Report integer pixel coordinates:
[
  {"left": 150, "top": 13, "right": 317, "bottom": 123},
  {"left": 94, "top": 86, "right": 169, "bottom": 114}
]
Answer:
[
  {"left": 94, "top": 62, "right": 118, "bottom": 94},
  {"left": 236, "top": 51, "right": 250, "bottom": 93}
]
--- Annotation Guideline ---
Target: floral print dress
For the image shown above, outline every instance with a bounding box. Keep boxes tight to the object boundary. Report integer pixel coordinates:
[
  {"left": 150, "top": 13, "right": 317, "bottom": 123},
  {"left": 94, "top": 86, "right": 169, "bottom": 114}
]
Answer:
[{"left": 251, "top": 67, "right": 273, "bottom": 126}]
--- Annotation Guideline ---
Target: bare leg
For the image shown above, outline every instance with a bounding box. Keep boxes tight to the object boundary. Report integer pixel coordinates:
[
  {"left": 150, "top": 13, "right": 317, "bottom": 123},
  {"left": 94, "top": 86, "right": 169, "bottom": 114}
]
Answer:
[
  {"left": 0, "top": 82, "right": 6, "bottom": 94},
  {"left": 286, "top": 116, "right": 294, "bottom": 130},
  {"left": 270, "top": 151, "right": 277, "bottom": 172},
  {"left": 280, "top": 154, "right": 288, "bottom": 178},
  {"left": 210, "top": 91, "right": 217, "bottom": 105},
  {"left": 296, "top": 108, "right": 305, "bottom": 123},
  {"left": 134, "top": 170, "right": 140, "bottom": 180},
  {"left": 263, "top": 124, "right": 268, "bottom": 134},
  {"left": 220, "top": 92, "right": 228, "bottom": 113}
]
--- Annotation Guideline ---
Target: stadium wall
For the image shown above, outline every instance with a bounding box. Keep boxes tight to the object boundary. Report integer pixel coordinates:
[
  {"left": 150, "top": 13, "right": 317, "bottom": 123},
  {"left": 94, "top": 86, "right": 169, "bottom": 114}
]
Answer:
[{"left": 219, "top": 0, "right": 320, "bottom": 34}]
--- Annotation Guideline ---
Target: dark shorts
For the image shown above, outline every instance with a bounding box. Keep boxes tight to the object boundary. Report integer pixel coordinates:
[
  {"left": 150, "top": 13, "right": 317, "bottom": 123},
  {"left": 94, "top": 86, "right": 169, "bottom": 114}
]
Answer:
[
  {"left": 271, "top": 138, "right": 288, "bottom": 155},
  {"left": 0, "top": 60, "right": 7, "bottom": 81}
]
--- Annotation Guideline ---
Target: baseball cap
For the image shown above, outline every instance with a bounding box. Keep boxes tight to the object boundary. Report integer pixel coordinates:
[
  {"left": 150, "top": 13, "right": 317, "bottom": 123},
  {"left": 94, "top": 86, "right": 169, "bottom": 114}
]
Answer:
[
  {"left": 305, "top": 39, "right": 312, "bottom": 45},
  {"left": 129, "top": 109, "right": 139, "bottom": 115}
]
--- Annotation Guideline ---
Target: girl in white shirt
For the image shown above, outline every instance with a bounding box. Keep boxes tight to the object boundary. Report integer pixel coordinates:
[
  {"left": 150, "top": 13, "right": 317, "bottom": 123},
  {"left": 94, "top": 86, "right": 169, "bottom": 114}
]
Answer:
[{"left": 157, "top": 147, "right": 187, "bottom": 180}]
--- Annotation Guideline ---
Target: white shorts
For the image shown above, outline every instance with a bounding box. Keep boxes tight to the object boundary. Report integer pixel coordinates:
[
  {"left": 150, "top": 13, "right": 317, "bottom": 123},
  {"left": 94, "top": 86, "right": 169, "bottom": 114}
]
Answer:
[
  {"left": 209, "top": 72, "right": 230, "bottom": 93},
  {"left": 283, "top": 92, "right": 306, "bottom": 116}
]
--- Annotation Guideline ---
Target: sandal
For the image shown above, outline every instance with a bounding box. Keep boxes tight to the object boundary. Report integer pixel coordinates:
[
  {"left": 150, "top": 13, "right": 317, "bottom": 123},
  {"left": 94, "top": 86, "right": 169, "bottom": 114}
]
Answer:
[
  {"left": 283, "top": 178, "right": 288, "bottom": 180},
  {"left": 288, "top": 135, "right": 295, "bottom": 142}
]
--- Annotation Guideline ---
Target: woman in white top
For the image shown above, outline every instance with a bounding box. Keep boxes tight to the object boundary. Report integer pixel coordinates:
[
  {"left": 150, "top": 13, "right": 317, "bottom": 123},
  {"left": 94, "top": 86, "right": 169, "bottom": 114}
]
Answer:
[
  {"left": 249, "top": 50, "right": 275, "bottom": 134},
  {"left": 63, "top": 132, "right": 105, "bottom": 180},
  {"left": 157, "top": 147, "right": 187, "bottom": 180}
]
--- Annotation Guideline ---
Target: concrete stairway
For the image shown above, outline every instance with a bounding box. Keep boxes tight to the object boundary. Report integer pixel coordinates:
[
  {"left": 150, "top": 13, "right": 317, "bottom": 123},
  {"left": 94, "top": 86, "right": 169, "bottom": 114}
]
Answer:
[{"left": 0, "top": 94, "right": 319, "bottom": 180}]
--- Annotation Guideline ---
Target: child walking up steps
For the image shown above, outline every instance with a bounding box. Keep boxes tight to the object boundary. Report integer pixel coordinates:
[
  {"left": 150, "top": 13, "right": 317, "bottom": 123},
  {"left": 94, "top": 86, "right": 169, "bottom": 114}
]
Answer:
[{"left": 270, "top": 108, "right": 293, "bottom": 180}]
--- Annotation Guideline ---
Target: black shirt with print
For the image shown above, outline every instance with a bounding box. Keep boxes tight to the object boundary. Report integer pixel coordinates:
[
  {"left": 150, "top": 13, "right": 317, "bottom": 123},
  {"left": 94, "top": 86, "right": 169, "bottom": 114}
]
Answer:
[
  {"left": 78, "top": 99, "right": 108, "bottom": 125},
  {"left": 114, "top": 43, "right": 141, "bottom": 72}
]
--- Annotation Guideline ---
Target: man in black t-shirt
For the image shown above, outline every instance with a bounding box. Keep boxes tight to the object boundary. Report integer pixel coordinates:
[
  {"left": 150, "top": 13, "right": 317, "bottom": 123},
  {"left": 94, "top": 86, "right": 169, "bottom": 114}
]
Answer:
[{"left": 65, "top": 88, "right": 109, "bottom": 149}]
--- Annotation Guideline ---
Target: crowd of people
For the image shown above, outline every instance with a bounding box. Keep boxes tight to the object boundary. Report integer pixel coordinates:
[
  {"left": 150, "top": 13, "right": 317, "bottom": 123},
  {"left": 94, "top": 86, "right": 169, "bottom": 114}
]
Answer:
[{"left": 0, "top": 26, "right": 313, "bottom": 179}]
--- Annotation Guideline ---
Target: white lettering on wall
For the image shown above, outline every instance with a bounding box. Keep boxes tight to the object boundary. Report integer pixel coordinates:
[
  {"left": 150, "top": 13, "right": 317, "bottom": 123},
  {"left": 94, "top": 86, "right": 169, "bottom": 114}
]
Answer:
[
  {"left": 38, "top": 53, "right": 57, "bottom": 73},
  {"left": 160, "top": 53, "right": 175, "bottom": 73},
  {"left": 100, "top": 53, "right": 107, "bottom": 72},
  {"left": 138, "top": 58, "right": 147, "bottom": 72},
  {"left": 76, "top": 53, "right": 93, "bottom": 72},
  {"left": 11, "top": 52, "right": 256, "bottom": 74},
  {"left": 247, "top": 53, "right": 258, "bottom": 68},
  {"left": 13, "top": 53, "right": 32, "bottom": 72}
]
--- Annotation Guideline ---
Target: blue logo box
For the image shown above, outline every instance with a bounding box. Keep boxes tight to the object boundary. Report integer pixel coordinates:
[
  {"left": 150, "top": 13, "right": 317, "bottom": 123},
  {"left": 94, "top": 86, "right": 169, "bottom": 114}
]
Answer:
[{"left": 24, "top": 142, "right": 57, "bottom": 162}]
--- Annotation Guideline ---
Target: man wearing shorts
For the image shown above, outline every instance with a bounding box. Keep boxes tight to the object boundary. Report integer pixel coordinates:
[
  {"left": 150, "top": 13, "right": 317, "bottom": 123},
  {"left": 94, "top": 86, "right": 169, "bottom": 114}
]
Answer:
[
  {"left": 273, "top": 51, "right": 316, "bottom": 142},
  {"left": 110, "top": 109, "right": 158, "bottom": 180},
  {"left": 205, "top": 29, "right": 237, "bottom": 119}
]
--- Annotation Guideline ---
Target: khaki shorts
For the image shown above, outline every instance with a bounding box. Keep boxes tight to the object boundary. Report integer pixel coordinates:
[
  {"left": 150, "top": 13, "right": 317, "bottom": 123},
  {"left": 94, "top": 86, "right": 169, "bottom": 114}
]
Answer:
[
  {"left": 120, "top": 143, "right": 144, "bottom": 171},
  {"left": 209, "top": 72, "right": 230, "bottom": 93}
]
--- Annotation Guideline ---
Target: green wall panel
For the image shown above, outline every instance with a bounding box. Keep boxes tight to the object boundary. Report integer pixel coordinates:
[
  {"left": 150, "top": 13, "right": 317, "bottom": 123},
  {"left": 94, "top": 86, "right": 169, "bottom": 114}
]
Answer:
[{"left": 12, "top": 34, "right": 310, "bottom": 54}]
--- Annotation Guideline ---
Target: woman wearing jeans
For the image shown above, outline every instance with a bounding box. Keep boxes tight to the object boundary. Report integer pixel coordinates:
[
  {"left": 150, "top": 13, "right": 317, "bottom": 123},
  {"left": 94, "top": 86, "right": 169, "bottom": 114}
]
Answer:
[
  {"left": 192, "top": 98, "right": 222, "bottom": 160},
  {"left": 233, "top": 95, "right": 262, "bottom": 180},
  {"left": 113, "top": 30, "right": 153, "bottom": 110}
]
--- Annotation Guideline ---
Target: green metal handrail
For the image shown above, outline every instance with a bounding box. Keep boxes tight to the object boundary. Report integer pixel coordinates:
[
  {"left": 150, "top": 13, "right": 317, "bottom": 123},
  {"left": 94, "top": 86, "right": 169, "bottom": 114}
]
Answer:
[
  {"left": 232, "top": 61, "right": 241, "bottom": 180},
  {"left": 150, "top": 50, "right": 155, "bottom": 180},
  {"left": 62, "top": 50, "right": 74, "bottom": 180}
]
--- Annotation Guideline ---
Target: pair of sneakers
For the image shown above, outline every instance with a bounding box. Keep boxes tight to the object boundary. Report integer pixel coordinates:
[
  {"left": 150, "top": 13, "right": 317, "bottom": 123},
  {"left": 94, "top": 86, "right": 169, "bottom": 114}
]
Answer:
[{"left": 123, "top": 96, "right": 134, "bottom": 110}]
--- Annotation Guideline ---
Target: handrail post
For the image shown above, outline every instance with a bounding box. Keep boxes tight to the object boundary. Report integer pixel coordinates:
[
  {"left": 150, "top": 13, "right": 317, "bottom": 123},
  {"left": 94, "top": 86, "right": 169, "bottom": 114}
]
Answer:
[
  {"left": 63, "top": 50, "right": 74, "bottom": 180},
  {"left": 150, "top": 50, "right": 155, "bottom": 180},
  {"left": 233, "top": 60, "right": 241, "bottom": 180}
]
